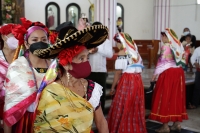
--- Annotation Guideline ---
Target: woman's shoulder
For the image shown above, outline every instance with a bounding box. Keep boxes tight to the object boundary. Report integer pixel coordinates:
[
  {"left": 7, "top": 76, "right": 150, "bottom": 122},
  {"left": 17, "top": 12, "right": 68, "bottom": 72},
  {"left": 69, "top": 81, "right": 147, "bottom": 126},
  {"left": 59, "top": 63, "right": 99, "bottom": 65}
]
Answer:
[
  {"left": 9, "top": 56, "right": 26, "bottom": 67},
  {"left": 41, "top": 82, "right": 63, "bottom": 95},
  {"left": 86, "top": 79, "right": 103, "bottom": 99},
  {"left": 86, "top": 80, "right": 103, "bottom": 109},
  {"left": 44, "top": 82, "right": 61, "bottom": 90}
]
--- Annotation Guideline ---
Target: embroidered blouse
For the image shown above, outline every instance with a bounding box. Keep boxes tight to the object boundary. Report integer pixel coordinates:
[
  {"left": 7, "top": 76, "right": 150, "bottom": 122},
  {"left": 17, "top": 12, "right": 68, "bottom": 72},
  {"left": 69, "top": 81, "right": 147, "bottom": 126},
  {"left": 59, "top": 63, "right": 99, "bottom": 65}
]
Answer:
[
  {"left": 115, "top": 54, "right": 144, "bottom": 73},
  {"left": 154, "top": 43, "right": 179, "bottom": 76}
]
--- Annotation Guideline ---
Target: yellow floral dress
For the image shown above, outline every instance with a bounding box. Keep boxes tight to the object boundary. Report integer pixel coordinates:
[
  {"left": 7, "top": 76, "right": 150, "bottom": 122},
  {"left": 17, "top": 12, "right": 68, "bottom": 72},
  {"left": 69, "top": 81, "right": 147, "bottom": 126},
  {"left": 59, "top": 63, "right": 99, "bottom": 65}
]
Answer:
[{"left": 34, "top": 80, "right": 102, "bottom": 133}]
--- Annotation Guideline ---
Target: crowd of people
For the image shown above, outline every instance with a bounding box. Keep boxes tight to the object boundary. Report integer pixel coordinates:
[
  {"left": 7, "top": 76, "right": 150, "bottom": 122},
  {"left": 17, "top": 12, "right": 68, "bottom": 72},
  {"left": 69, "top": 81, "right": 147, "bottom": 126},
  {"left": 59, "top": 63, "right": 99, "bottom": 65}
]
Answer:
[{"left": 0, "top": 15, "right": 199, "bottom": 133}]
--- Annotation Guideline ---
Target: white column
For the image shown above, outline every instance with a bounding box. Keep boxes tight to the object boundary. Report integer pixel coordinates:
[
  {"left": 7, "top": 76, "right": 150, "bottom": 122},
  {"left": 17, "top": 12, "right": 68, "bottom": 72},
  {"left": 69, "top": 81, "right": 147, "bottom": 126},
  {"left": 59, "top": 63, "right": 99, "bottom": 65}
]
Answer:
[
  {"left": 154, "top": 0, "right": 170, "bottom": 39},
  {"left": 94, "top": 0, "right": 116, "bottom": 46}
]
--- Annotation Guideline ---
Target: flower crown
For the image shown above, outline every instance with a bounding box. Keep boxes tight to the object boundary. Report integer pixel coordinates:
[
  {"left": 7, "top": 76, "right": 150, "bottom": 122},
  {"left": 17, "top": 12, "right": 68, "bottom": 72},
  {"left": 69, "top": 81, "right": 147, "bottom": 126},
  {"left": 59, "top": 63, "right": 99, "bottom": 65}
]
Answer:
[
  {"left": 0, "top": 24, "right": 18, "bottom": 35},
  {"left": 12, "top": 17, "right": 49, "bottom": 46}
]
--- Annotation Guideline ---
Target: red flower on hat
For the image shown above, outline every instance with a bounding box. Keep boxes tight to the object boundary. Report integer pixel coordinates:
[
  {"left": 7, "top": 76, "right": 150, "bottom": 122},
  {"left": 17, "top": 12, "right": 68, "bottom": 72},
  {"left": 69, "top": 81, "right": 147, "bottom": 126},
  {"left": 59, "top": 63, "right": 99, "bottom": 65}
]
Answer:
[
  {"left": 49, "top": 31, "right": 58, "bottom": 44},
  {"left": 58, "top": 45, "right": 86, "bottom": 66}
]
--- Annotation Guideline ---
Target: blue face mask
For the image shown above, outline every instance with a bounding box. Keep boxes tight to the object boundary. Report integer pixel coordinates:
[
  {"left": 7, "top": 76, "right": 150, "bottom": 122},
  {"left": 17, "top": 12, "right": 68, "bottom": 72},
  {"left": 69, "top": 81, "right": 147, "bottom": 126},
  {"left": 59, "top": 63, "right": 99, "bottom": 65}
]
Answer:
[{"left": 183, "top": 31, "right": 190, "bottom": 36}]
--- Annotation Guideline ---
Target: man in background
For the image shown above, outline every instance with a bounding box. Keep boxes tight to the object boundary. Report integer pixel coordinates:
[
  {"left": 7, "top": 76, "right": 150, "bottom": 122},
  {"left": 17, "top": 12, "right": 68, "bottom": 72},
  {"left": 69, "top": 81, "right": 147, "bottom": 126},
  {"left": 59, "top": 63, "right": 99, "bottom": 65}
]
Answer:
[{"left": 87, "top": 21, "right": 113, "bottom": 112}]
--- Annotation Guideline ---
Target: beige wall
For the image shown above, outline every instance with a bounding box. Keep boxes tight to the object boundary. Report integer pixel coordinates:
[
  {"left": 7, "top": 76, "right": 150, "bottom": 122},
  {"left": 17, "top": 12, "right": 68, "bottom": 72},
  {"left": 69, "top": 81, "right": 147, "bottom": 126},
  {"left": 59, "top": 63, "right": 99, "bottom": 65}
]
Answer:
[
  {"left": 24, "top": 0, "right": 200, "bottom": 39},
  {"left": 170, "top": 0, "right": 200, "bottom": 39},
  {"left": 117, "top": 0, "right": 200, "bottom": 40},
  {"left": 117, "top": 0, "right": 155, "bottom": 40},
  {"left": 24, "top": 0, "right": 93, "bottom": 25}
]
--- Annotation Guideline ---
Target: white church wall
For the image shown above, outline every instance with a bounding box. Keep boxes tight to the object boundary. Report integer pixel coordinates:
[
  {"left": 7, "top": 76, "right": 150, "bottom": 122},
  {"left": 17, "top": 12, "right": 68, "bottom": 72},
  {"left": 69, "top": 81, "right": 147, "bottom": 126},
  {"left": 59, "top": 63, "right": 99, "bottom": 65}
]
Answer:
[
  {"left": 170, "top": 0, "right": 200, "bottom": 39},
  {"left": 117, "top": 0, "right": 155, "bottom": 40},
  {"left": 117, "top": 0, "right": 200, "bottom": 40},
  {"left": 24, "top": 0, "right": 93, "bottom": 26},
  {"left": 24, "top": 0, "right": 200, "bottom": 40}
]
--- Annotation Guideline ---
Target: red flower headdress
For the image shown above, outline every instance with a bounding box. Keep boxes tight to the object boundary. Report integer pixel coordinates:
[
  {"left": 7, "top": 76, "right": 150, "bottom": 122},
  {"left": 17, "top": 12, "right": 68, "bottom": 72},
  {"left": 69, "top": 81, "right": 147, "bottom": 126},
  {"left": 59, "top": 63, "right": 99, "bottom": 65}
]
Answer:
[
  {"left": 0, "top": 24, "right": 18, "bottom": 36},
  {"left": 58, "top": 45, "right": 86, "bottom": 66},
  {"left": 12, "top": 17, "right": 49, "bottom": 46},
  {"left": 11, "top": 17, "right": 49, "bottom": 61}
]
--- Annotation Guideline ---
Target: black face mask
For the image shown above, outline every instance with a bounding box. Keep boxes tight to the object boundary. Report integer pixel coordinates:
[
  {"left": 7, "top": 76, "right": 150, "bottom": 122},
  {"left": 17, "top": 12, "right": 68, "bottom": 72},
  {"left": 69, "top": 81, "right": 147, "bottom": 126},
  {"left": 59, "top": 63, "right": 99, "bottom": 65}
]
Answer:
[{"left": 29, "top": 42, "right": 49, "bottom": 54}]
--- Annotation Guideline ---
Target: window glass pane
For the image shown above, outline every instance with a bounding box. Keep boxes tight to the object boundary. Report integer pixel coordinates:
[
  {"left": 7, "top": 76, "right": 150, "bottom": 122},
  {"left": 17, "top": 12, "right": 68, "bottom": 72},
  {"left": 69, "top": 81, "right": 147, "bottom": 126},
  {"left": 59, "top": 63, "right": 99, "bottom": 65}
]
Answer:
[{"left": 68, "top": 6, "right": 78, "bottom": 27}]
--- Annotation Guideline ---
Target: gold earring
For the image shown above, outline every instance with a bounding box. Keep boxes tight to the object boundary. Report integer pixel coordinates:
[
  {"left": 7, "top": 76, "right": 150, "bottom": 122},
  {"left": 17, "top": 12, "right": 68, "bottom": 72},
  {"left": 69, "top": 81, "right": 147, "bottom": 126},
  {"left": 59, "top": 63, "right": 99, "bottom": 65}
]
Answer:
[{"left": 66, "top": 72, "right": 70, "bottom": 86}]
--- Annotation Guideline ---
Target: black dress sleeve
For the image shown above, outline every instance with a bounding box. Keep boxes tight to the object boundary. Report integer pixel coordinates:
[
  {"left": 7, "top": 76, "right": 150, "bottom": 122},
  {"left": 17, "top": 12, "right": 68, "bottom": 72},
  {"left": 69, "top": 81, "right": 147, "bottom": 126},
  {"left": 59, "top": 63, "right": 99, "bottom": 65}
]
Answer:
[
  {"left": 191, "top": 35, "right": 196, "bottom": 48},
  {"left": 86, "top": 80, "right": 101, "bottom": 110},
  {"left": 180, "top": 36, "right": 185, "bottom": 43}
]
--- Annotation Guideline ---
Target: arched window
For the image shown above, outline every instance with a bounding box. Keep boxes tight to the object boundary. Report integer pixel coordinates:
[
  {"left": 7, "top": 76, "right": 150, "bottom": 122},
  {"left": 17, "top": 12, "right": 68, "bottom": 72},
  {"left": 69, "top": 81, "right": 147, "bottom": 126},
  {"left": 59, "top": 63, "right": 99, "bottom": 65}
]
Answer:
[
  {"left": 89, "top": 5, "right": 94, "bottom": 24},
  {"left": 66, "top": 3, "right": 81, "bottom": 27},
  {"left": 45, "top": 2, "right": 60, "bottom": 30},
  {"left": 116, "top": 3, "right": 124, "bottom": 32}
]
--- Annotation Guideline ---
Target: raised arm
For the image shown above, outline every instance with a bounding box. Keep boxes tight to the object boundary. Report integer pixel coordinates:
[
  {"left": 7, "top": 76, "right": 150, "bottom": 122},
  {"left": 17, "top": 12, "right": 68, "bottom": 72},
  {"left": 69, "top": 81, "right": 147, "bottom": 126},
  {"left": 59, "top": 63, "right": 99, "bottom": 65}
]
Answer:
[{"left": 97, "top": 39, "right": 113, "bottom": 58}]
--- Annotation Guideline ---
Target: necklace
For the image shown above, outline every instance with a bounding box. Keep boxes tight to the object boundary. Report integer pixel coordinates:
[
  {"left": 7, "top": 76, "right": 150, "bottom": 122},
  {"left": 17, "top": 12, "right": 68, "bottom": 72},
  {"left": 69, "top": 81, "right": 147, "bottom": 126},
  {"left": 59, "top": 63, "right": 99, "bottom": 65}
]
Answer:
[
  {"left": 26, "top": 56, "right": 49, "bottom": 90},
  {"left": 80, "top": 79, "right": 87, "bottom": 99},
  {"left": 34, "top": 68, "right": 48, "bottom": 73},
  {"left": 60, "top": 78, "right": 88, "bottom": 112}
]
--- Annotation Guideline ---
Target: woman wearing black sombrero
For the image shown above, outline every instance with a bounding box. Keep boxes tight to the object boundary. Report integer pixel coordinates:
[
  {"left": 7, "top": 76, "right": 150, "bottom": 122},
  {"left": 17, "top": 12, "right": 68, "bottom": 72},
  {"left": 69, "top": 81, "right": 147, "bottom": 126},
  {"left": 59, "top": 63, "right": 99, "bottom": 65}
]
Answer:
[{"left": 33, "top": 25, "right": 109, "bottom": 133}]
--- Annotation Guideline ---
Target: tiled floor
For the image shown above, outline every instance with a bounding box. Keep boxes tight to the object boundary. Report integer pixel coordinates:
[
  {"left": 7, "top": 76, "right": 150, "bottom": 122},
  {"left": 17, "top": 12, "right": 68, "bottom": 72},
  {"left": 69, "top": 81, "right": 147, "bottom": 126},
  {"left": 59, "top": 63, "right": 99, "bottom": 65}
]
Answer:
[
  {"left": 146, "top": 120, "right": 199, "bottom": 133},
  {"left": 146, "top": 108, "right": 200, "bottom": 133}
]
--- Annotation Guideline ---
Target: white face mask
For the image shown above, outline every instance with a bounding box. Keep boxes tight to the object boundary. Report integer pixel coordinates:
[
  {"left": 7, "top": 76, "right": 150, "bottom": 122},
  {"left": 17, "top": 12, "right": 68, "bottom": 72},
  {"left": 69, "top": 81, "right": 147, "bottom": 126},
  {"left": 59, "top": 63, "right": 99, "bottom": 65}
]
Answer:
[
  {"left": 6, "top": 36, "right": 18, "bottom": 50},
  {"left": 183, "top": 31, "right": 190, "bottom": 36}
]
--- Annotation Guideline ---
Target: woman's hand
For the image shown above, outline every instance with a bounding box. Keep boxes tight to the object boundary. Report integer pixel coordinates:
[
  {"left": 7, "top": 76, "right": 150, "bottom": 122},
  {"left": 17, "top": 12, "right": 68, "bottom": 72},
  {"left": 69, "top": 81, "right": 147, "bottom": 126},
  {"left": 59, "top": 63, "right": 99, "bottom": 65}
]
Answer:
[
  {"left": 194, "top": 63, "right": 199, "bottom": 68},
  {"left": 4, "top": 122, "right": 11, "bottom": 133},
  {"left": 109, "top": 88, "right": 116, "bottom": 95},
  {"left": 151, "top": 75, "right": 157, "bottom": 82},
  {"left": 77, "top": 18, "right": 87, "bottom": 30}
]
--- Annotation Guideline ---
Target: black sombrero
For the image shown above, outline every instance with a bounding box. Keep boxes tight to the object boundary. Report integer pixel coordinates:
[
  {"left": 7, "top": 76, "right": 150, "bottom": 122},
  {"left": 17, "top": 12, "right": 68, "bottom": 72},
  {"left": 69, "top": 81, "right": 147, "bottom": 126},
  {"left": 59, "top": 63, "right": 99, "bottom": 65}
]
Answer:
[
  {"left": 55, "top": 21, "right": 73, "bottom": 32},
  {"left": 31, "top": 25, "right": 108, "bottom": 59}
]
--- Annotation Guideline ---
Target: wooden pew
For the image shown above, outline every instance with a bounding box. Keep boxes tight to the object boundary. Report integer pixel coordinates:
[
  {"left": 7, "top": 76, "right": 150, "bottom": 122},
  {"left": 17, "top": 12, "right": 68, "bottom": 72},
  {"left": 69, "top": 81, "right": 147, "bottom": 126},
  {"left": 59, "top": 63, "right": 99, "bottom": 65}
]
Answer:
[
  {"left": 134, "top": 40, "right": 159, "bottom": 68},
  {"left": 106, "top": 40, "right": 160, "bottom": 71}
]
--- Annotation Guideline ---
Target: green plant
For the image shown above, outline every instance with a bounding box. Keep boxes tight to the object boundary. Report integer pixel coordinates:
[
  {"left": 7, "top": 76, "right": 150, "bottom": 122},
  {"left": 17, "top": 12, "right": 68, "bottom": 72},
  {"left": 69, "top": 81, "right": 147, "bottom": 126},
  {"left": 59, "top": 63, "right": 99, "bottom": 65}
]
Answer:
[{"left": 2, "top": 0, "right": 16, "bottom": 23}]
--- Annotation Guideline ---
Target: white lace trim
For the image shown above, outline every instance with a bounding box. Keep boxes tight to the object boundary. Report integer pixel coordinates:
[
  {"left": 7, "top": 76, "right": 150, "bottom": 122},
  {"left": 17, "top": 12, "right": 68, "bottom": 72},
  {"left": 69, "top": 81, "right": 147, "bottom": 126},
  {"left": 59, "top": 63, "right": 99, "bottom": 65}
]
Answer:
[
  {"left": 115, "top": 58, "right": 128, "bottom": 70},
  {"left": 123, "top": 67, "right": 143, "bottom": 73},
  {"left": 88, "top": 82, "right": 103, "bottom": 109}
]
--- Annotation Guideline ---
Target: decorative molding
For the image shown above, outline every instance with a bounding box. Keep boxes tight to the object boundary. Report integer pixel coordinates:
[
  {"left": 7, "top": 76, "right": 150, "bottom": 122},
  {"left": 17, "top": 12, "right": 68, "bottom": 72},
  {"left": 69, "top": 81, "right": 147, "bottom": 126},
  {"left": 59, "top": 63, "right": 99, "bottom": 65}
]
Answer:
[
  {"left": 154, "top": 0, "right": 170, "bottom": 39},
  {"left": 94, "top": 0, "right": 116, "bottom": 46}
]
